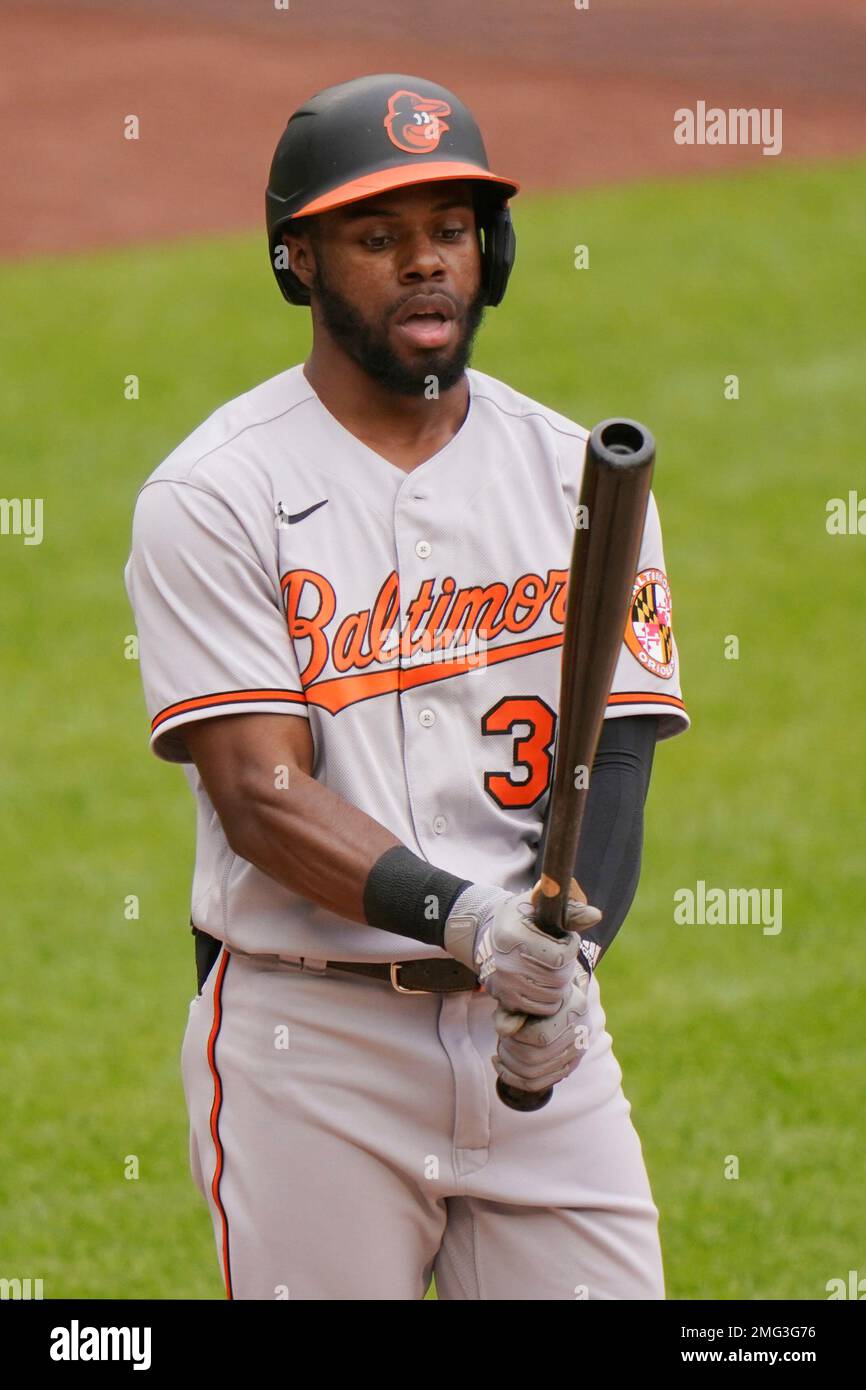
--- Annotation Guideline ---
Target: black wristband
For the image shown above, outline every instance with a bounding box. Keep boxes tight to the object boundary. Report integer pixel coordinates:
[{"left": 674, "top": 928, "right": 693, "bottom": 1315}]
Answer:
[{"left": 363, "top": 845, "right": 471, "bottom": 949}]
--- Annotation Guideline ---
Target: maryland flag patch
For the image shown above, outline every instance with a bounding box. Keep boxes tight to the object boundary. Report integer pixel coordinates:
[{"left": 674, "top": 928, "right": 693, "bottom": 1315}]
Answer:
[{"left": 624, "top": 568, "right": 675, "bottom": 679}]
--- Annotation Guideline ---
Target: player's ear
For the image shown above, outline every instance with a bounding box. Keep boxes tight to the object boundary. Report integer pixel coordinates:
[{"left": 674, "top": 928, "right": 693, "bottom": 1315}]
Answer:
[{"left": 281, "top": 223, "right": 317, "bottom": 293}]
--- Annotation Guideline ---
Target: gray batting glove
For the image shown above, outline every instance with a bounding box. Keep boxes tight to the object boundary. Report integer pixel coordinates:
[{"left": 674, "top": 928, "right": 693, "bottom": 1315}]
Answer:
[
  {"left": 443, "top": 877, "right": 601, "bottom": 1018},
  {"left": 491, "top": 961, "right": 593, "bottom": 1094}
]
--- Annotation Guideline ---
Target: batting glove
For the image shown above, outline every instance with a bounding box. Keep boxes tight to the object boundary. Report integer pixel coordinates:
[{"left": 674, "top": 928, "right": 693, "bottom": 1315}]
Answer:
[
  {"left": 443, "top": 877, "right": 601, "bottom": 1018},
  {"left": 491, "top": 950, "right": 594, "bottom": 1094}
]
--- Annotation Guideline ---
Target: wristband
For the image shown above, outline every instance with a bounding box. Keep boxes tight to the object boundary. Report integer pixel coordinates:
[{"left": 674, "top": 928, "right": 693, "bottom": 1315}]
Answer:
[{"left": 363, "top": 845, "right": 472, "bottom": 949}]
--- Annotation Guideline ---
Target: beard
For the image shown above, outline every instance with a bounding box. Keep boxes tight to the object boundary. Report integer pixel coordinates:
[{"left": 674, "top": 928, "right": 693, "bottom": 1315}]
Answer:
[{"left": 311, "top": 260, "right": 487, "bottom": 397}]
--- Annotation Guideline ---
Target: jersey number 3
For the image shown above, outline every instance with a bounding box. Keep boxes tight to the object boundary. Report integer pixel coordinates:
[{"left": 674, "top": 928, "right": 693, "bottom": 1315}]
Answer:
[{"left": 482, "top": 696, "right": 556, "bottom": 809}]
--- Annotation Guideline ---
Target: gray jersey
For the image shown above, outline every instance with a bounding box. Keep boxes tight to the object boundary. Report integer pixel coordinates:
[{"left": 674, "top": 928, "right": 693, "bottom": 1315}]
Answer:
[{"left": 124, "top": 364, "right": 688, "bottom": 961}]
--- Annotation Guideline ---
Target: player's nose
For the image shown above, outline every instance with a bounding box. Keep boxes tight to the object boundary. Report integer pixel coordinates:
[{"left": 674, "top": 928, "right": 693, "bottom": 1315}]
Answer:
[{"left": 395, "top": 228, "right": 448, "bottom": 281}]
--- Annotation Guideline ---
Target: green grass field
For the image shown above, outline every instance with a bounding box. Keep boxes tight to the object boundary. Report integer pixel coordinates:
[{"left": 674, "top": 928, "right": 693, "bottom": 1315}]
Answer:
[{"left": 1, "top": 156, "right": 864, "bottom": 1299}]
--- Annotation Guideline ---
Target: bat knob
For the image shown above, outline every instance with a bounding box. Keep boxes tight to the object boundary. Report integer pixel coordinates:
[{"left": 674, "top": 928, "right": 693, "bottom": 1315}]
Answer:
[{"left": 496, "top": 1077, "right": 554, "bottom": 1112}]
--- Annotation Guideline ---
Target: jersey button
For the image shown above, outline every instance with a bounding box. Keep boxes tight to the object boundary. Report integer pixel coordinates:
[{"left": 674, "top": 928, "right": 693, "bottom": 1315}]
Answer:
[
  {"left": 419, "top": 708, "right": 436, "bottom": 727},
  {"left": 415, "top": 539, "right": 432, "bottom": 559},
  {"left": 433, "top": 815, "right": 448, "bottom": 835}
]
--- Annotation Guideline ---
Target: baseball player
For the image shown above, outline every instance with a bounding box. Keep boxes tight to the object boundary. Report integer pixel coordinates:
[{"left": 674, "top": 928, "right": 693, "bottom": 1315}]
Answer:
[{"left": 124, "top": 74, "right": 689, "bottom": 1301}]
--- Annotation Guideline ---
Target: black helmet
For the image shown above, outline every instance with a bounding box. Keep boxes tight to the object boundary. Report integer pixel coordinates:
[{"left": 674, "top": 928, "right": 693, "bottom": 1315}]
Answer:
[{"left": 265, "top": 74, "right": 519, "bottom": 307}]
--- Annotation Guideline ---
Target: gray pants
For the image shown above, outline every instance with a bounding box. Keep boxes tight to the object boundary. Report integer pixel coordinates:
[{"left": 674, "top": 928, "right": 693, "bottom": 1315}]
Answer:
[{"left": 181, "top": 948, "right": 665, "bottom": 1300}]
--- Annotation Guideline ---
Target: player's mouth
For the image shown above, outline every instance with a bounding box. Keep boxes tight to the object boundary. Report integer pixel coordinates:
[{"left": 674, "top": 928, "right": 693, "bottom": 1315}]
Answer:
[{"left": 393, "top": 293, "right": 457, "bottom": 350}]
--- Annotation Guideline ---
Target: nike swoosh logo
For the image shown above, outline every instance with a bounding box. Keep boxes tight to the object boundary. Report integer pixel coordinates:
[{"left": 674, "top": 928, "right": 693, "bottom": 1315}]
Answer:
[{"left": 284, "top": 498, "right": 329, "bottom": 524}]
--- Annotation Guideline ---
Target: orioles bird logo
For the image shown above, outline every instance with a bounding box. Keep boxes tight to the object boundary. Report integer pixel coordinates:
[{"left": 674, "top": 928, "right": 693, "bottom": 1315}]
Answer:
[{"left": 384, "top": 90, "right": 452, "bottom": 154}]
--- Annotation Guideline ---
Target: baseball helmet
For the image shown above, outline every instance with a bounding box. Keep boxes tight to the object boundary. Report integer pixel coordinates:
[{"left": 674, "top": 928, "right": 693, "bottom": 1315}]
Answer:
[{"left": 265, "top": 74, "right": 520, "bottom": 308}]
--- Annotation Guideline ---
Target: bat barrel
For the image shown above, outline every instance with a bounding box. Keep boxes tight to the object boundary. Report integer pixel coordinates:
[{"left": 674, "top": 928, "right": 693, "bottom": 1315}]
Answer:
[
  {"left": 594, "top": 418, "right": 655, "bottom": 467},
  {"left": 497, "top": 417, "right": 656, "bottom": 1115},
  {"left": 536, "top": 417, "right": 656, "bottom": 939}
]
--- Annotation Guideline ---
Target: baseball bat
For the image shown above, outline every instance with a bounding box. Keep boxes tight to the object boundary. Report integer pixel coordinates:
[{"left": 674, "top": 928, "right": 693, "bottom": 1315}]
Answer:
[{"left": 496, "top": 418, "right": 656, "bottom": 1113}]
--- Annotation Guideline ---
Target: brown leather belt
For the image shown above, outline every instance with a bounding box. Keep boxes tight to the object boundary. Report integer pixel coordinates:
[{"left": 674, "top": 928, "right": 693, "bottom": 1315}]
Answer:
[
  {"left": 328, "top": 957, "right": 481, "bottom": 994},
  {"left": 192, "top": 923, "right": 479, "bottom": 995}
]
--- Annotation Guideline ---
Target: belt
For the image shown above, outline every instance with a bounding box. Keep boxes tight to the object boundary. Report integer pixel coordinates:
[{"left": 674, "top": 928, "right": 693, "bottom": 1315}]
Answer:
[
  {"left": 326, "top": 957, "right": 481, "bottom": 994},
  {"left": 191, "top": 923, "right": 480, "bottom": 995}
]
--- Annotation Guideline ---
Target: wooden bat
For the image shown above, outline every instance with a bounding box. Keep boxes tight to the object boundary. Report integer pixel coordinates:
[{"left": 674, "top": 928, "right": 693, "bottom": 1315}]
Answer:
[{"left": 496, "top": 418, "right": 656, "bottom": 1113}]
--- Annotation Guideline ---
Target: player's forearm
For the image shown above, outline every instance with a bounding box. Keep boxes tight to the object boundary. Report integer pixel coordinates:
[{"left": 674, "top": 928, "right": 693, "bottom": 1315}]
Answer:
[
  {"left": 227, "top": 767, "right": 405, "bottom": 922},
  {"left": 226, "top": 770, "right": 475, "bottom": 941},
  {"left": 227, "top": 765, "right": 500, "bottom": 946}
]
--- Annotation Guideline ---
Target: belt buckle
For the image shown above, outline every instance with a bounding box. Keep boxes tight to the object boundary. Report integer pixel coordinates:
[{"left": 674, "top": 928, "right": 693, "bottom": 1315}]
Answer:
[
  {"left": 389, "top": 961, "right": 435, "bottom": 995},
  {"left": 274, "top": 954, "right": 305, "bottom": 973}
]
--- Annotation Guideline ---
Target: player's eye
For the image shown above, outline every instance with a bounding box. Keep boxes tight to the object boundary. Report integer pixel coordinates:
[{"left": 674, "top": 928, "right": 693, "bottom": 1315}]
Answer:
[{"left": 362, "top": 224, "right": 466, "bottom": 250}]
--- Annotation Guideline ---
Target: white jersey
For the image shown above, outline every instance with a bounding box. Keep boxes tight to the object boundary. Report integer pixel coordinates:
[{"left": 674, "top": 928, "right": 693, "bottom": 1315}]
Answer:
[{"left": 124, "top": 364, "right": 689, "bottom": 962}]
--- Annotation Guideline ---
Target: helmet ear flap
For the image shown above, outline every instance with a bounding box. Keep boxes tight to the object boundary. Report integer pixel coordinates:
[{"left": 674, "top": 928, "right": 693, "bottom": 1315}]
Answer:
[{"left": 477, "top": 199, "right": 516, "bottom": 307}]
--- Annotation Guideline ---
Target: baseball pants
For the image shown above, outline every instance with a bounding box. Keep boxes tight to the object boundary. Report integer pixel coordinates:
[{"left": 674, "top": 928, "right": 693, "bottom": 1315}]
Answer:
[{"left": 181, "top": 947, "right": 665, "bottom": 1300}]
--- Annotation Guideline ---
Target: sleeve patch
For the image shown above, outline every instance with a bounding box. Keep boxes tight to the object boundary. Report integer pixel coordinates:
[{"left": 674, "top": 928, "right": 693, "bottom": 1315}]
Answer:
[{"left": 624, "top": 568, "right": 675, "bottom": 680}]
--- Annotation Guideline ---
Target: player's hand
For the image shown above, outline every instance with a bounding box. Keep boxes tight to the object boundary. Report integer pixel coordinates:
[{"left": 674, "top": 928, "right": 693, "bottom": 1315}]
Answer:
[
  {"left": 491, "top": 957, "right": 593, "bottom": 1094},
  {"left": 444, "top": 877, "right": 601, "bottom": 1018}
]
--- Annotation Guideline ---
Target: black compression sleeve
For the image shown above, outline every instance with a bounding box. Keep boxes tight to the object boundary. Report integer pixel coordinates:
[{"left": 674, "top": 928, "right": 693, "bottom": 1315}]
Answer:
[{"left": 534, "top": 714, "right": 658, "bottom": 967}]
